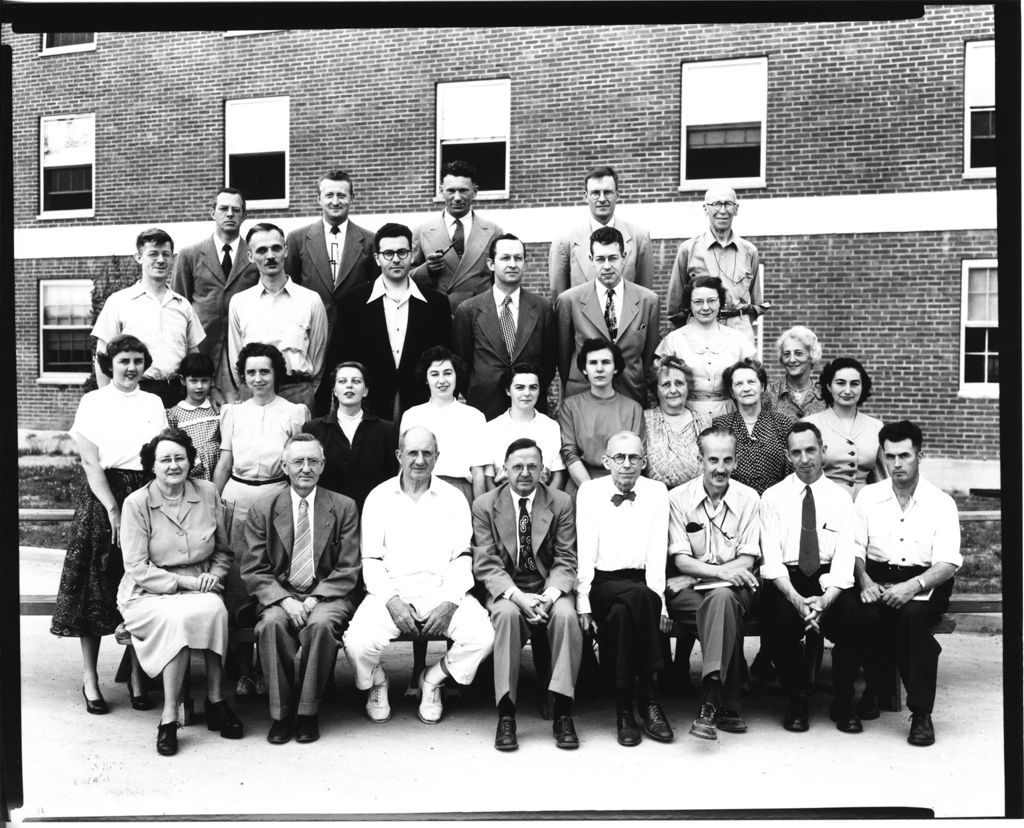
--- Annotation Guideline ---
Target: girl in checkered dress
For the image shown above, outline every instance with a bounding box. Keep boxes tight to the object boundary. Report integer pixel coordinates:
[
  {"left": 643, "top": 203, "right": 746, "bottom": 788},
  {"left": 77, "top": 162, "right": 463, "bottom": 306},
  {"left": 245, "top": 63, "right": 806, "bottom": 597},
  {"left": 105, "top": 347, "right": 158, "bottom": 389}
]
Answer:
[{"left": 166, "top": 353, "right": 220, "bottom": 481}]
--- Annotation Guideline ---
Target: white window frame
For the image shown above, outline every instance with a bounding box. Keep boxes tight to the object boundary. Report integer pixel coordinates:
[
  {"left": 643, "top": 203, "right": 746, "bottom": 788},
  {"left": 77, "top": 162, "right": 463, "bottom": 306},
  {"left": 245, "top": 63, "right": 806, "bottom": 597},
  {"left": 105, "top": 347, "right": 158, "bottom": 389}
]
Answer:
[
  {"left": 224, "top": 96, "right": 290, "bottom": 210},
  {"left": 38, "top": 278, "right": 94, "bottom": 384},
  {"left": 38, "top": 113, "right": 95, "bottom": 220},
  {"left": 958, "top": 258, "right": 999, "bottom": 399},
  {"left": 39, "top": 33, "right": 96, "bottom": 56},
  {"left": 963, "top": 40, "right": 996, "bottom": 179},
  {"left": 435, "top": 78, "right": 511, "bottom": 200},
  {"left": 679, "top": 57, "right": 767, "bottom": 191}
]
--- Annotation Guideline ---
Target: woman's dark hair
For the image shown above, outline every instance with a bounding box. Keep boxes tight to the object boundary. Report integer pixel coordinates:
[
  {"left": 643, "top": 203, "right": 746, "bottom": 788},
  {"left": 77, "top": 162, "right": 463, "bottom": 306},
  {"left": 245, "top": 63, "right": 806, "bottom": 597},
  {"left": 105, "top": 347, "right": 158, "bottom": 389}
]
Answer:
[
  {"left": 681, "top": 275, "right": 727, "bottom": 318},
  {"left": 235, "top": 342, "right": 287, "bottom": 391},
  {"left": 96, "top": 334, "right": 153, "bottom": 378},
  {"left": 140, "top": 428, "right": 197, "bottom": 475},
  {"left": 575, "top": 338, "right": 624, "bottom": 377},
  {"left": 415, "top": 346, "right": 468, "bottom": 398},
  {"left": 722, "top": 357, "right": 768, "bottom": 401},
  {"left": 646, "top": 355, "right": 694, "bottom": 410},
  {"left": 327, "top": 361, "right": 370, "bottom": 417},
  {"left": 818, "top": 356, "right": 873, "bottom": 407},
  {"left": 177, "top": 352, "right": 215, "bottom": 380}
]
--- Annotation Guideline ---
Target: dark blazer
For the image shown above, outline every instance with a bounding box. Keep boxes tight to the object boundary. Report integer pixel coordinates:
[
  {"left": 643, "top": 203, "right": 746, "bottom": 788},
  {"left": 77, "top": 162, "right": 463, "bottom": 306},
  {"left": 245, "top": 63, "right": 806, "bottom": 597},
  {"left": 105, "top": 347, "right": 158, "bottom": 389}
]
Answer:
[
  {"left": 241, "top": 486, "right": 362, "bottom": 610},
  {"left": 555, "top": 278, "right": 660, "bottom": 407},
  {"left": 285, "top": 219, "right": 377, "bottom": 332},
  {"left": 452, "top": 288, "right": 557, "bottom": 420},
  {"left": 316, "top": 279, "right": 452, "bottom": 420},
  {"left": 410, "top": 210, "right": 504, "bottom": 312},
  {"left": 302, "top": 414, "right": 399, "bottom": 511},
  {"left": 171, "top": 235, "right": 260, "bottom": 364},
  {"left": 472, "top": 482, "right": 577, "bottom": 599}
]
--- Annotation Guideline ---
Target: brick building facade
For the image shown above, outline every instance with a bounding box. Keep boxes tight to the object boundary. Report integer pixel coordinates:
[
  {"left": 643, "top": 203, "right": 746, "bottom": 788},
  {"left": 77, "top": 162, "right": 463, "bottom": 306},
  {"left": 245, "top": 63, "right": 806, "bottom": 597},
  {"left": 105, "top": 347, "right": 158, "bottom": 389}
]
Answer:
[{"left": 6, "top": 7, "right": 1000, "bottom": 489}]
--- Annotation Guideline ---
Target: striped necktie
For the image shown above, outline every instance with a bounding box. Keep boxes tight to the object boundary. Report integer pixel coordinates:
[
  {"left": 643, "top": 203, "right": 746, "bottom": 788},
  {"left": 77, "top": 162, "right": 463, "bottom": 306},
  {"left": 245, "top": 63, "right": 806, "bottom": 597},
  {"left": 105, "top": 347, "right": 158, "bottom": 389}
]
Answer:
[
  {"left": 499, "top": 295, "right": 517, "bottom": 358},
  {"left": 289, "top": 497, "right": 314, "bottom": 591}
]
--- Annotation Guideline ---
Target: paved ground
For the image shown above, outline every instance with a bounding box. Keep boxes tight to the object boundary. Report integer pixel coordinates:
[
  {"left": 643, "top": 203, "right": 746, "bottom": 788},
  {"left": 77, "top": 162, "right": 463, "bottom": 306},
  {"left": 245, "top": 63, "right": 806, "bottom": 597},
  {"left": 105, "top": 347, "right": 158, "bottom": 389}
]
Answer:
[{"left": 13, "top": 547, "right": 1008, "bottom": 822}]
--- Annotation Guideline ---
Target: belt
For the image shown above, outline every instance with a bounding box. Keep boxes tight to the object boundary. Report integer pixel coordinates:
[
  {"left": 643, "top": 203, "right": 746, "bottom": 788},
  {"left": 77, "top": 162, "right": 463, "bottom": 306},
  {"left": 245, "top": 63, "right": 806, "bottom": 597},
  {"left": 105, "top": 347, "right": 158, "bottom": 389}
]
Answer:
[
  {"left": 278, "top": 372, "right": 313, "bottom": 387},
  {"left": 866, "top": 560, "right": 927, "bottom": 574},
  {"left": 687, "top": 391, "right": 726, "bottom": 401},
  {"left": 230, "top": 475, "right": 287, "bottom": 486},
  {"left": 718, "top": 309, "right": 744, "bottom": 319}
]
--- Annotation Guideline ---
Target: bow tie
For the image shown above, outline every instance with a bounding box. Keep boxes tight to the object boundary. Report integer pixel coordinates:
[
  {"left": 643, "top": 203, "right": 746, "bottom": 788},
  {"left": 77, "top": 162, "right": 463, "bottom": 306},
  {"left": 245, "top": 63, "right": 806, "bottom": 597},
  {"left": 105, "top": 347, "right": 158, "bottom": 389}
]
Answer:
[{"left": 611, "top": 490, "right": 636, "bottom": 507}]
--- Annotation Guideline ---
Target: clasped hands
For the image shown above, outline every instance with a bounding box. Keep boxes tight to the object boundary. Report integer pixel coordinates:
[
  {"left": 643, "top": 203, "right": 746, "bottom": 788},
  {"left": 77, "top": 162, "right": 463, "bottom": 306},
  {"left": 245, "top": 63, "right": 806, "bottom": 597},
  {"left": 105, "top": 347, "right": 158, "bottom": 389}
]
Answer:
[
  {"left": 790, "top": 592, "right": 830, "bottom": 633},
  {"left": 280, "top": 595, "right": 323, "bottom": 629},
  {"left": 860, "top": 578, "right": 917, "bottom": 609},
  {"left": 386, "top": 596, "right": 457, "bottom": 637},
  {"left": 511, "top": 591, "right": 552, "bottom": 625}
]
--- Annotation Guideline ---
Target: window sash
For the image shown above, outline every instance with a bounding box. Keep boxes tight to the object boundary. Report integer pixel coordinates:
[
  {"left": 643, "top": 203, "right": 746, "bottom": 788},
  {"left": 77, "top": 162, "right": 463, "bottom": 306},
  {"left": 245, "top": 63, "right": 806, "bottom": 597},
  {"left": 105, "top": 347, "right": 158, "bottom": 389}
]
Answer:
[{"left": 39, "top": 279, "right": 93, "bottom": 377}]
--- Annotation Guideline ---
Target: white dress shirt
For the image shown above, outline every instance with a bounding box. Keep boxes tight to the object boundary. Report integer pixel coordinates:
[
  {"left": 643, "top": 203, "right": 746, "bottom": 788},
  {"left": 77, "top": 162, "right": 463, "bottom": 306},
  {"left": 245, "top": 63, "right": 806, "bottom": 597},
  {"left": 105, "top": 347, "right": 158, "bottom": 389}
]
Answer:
[
  {"left": 366, "top": 275, "right": 428, "bottom": 368},
  {"left": 594, "top": 278, "right": 625, "bottom": 333},
  {"left": 668, "top": 476, "right": 760, "bottom": 564},
  {"left": 214, "top": 234, "right": 241, "bottom": 268},
  {"left": 289, "top": 485, "right": 317, "bottom": 571},
  {"left": 493, "top": 285, "right": 520, "bottom": 330},
  {"left": 575, "top": 475, "right": 670, "bottom": 616},
  {"left": 759, "top": 472, "right": 857, "bottom": 590},
  {"left": 854, "top": 477, "right": 963, "bottom": 569},
  {"left": 445, "top": 211, "right": 473, "bottom": 244}
]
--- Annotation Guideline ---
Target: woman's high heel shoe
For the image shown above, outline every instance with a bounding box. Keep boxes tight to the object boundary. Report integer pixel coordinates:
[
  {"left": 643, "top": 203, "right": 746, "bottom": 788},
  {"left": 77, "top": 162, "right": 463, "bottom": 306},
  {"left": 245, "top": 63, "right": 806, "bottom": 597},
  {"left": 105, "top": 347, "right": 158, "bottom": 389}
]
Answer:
[
  {"left": 82, "top": 686, "right": 109, "bottom": 715},
  {"left": 128, "top": 673, "right": 153, "bottom": 711}
]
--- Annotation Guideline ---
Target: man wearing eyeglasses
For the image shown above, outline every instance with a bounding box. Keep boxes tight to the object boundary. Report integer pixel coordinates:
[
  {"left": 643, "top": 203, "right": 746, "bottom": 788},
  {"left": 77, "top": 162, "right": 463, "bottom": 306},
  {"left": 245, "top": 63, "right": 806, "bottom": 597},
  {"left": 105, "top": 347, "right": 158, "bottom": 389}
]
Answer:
[
  {"left": 548, "top": 165, "right": 653, "bottom": 303},
  {"left": 666, "top": 185, "right": 763, "bottom": 345},
  {"left": 241, "top": 434, "right": 362, "bottom": 745},
  {"left": 576, "top": 431, "right": 674, "bottom": 747},
  {"left": 666, "top": 426, "right": 760, "bottom": 741},
  {"left": 172, "top": 188, "right": 260, "bottom": 404},
  {"left": 318, "top": 223, "right": 451, "bottom": 421}
]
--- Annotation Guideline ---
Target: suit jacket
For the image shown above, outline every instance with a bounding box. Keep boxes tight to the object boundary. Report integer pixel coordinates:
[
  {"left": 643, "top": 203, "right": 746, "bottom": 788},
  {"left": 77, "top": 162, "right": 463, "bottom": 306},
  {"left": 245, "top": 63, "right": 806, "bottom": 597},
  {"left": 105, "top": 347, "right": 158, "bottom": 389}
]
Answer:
[
  {"left": 315, "top": 280, "right": 452, "bottom": 420},
  {"left": 547, "top": 217, "right": 653, "bottom": 302},
  {"left": 285, "top": 219, "right": 377, "bottom": 332},
  {"left": 241, "top": 486, "right": 362, "bottom": 610},
  {"left": 452, "top": 288, "right": 556, "bottom": 420},
  {"left": 171, "top": 235, "right": 260, "bottom": 363},
  {"left": 555, "top": 278, "right": 660, "bottom": 406},
  {"left": 472, "top": 482, "right": 577, "bottom": 599},
  {"left": 411, "top": 211, "right": 504, "bottom": 312}
]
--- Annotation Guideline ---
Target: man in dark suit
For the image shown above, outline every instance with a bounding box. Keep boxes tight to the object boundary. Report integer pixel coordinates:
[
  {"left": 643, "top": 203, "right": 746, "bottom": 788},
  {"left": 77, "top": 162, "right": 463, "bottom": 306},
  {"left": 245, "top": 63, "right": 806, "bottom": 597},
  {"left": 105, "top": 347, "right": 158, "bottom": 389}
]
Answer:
[
  {"left": 452, "top": 233, "right": 556, "bottom": 420},
  {"left": 473, "top": 438, "right": 582, "bottom": 751},
  {"left": 171, "top": 187, "right": 260, "bottom": 403},
  {"left": 241, "top": 434, "right": 362, "bottom": 745},
  {"left": 411, "top": 160, "right": 504, "bottom": 312},
  {"left": 555, "top": 226, "right": 660, "bottom": 406},
  {"left": 317, "top": 222, "right": 451, "bottom": 420},
  {"left": 285, "top": 170, "right": 377, "bottom": 338}
]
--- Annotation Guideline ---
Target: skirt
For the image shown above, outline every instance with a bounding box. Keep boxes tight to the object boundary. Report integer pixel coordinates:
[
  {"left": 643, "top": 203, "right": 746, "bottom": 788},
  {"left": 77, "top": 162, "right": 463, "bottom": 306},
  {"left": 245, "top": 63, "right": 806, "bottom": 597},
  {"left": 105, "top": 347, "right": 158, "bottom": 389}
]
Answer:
[
  {"left": 50, "top": 468, "right": 151, "bottom": 638},
  {"left": 120, "top": 591, "right": 229, "bottom": 677}
]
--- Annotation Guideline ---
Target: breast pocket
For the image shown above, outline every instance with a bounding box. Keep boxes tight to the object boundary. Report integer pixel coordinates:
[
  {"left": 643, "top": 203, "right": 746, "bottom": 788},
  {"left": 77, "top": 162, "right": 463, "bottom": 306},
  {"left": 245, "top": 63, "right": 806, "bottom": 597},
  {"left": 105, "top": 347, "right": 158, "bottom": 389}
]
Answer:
[{"left": 816, "top": 528, "right": 838, "bottom": 559}]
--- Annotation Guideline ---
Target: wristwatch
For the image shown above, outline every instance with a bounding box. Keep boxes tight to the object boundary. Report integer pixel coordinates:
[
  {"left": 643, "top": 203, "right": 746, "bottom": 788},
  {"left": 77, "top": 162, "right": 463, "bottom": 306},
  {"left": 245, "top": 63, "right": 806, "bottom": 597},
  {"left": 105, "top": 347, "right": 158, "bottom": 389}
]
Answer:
[{"left": 916, "top": 577, "right": 927, "bottom": 592}]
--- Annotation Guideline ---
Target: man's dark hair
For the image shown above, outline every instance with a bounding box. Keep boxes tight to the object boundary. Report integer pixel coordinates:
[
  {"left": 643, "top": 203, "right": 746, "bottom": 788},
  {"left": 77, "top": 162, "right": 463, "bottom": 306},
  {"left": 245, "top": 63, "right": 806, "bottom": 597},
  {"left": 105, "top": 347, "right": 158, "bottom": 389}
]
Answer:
[
  {"left": 441, "top": 160, "right": 479, "bottom": 184},
  {"left": 589, "top": 225, "right": 624, "bottom": 256},
  {"left": 878, "top": 420, "right": 924, "bottom": 451},
  {"left": 488, "top": 232, "right": 526, "bottom": 262},
  {"left": 317, "top": 170, "right": 354, "bottom": 197},
  {"left": 787, "top": 420, "right": 823, "bottom": 446},
  {"left": 584, "top": 165, "right": 619, "bottom": 190},
  {"left": 504, "top": 437, "right": 542, "bottom": 463},
  {"left": 136, "top": 227, "right": 174, "bottom": 252},
  {"left": 374, "top": 222, "right": 413, "bottom": 253},
  {"left": 245, "top": 222, "right": 285, "bottom": 244},
  {"left": 696, "top": 425, "right": 736, "bottom": 456},
  {"left": 211, "top": 187, "right": 246, "bottom": 212}
]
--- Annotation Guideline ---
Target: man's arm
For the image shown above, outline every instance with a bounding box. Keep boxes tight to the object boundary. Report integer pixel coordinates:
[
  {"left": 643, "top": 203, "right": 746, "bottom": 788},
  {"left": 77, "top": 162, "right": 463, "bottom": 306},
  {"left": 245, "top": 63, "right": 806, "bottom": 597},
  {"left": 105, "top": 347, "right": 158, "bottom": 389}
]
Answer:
[
  {"left": 471, "top": 497, "right": 516, "bottom": 599},
  {"left": 307, "top": 296, "right": 329, "bottom": 393},
  {"left": 640, "top": 292, "right": 662, "bottom": 371},
  {"left": 548, "top": 234, "right": 571, "bottom": 303},
  {"left": 284, "top": 229, "right": 303, "bottom": 284},
  {"left": 359, "top": 490, "right": 400, "bottom": 601},
  {"left": 226, "top": 294, "right": 243, "bottom": 383},
  {"left": 543, "top": 493, "right": 578, "bottom": 596},
  {"left": 451, "top": 303, "right": 475, "bottom": 389},
  {"left": 240, "top": 500, "right": 291, "bottom": 608},
  {"left": 666, "top": 242, "right": 691, "bottom": 324}
]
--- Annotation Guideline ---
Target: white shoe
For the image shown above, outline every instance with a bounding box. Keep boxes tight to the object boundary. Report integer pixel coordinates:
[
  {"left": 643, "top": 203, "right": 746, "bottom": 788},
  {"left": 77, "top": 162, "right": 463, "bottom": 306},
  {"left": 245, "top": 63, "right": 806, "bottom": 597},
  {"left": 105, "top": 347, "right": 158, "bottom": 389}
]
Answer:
[
  {"left": 365, "top": 667, "right": 391, "bottom": 723},
  {"left": 418, "top": 671, "right": 444, "bottom": 724}
]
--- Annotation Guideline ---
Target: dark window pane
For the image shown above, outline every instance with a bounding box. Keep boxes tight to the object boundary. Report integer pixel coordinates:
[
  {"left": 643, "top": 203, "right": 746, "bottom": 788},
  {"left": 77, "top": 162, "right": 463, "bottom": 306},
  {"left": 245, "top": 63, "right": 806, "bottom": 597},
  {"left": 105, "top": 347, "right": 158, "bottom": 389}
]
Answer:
[
  {"left": 964, "top": 327, "right": 987, "bottom": 352},
  {"left": 44, "top": 32, "right": 94, "bottom": 49},
  {"left": 987, "top": 356, "right": 999, "bottom": 382},
  {"left": 440, "top": 142, "right": 506, "bottom": 192},
  {"left": 970, "top": 108, "right": 996, "bottom": 169},
  {"left": 42, "top": 329, "right": 92, "bottom": 373},
  {"left": 687, "top": 124, "right": 761, "bottom": 179},
  {"left": 987, "top": 327, "right": 998, "bottom": 353},
  {"left": 229, "top": 152, "right": 286, "bottom": 201},
  {"left": 43, "top": 165, "right": 92, "bottom": 211},
  {"left": 964, "top": 354, "right": 985, "bottom": 382}
]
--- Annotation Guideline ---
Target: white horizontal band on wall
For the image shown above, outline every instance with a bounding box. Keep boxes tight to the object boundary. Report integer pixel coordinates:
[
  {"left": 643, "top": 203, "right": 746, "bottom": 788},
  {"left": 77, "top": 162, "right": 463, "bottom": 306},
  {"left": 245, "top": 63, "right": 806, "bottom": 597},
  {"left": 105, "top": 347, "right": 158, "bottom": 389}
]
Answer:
[{"left": 14, "top": 189, "right": 997, "bottom": 260}]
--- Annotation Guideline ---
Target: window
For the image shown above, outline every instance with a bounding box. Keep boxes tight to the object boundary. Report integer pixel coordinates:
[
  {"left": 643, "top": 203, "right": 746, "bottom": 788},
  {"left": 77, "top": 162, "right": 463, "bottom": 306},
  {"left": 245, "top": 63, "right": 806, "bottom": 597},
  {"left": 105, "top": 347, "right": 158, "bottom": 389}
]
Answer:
[
  {"left": 680, "top": 57, "right": 767, "bottom": 189},
  {"left": 436, "top": 79, "right": 510, "bottom": 197},
  {"left": 225, "top": 96, "right": 289, "bottom": 209},
  {"left": 964, "top": 40, "right": 995, "bottom": 177},
  {"left": 40, "top": 33, "right": 96, "bottom": 55},
  {"left": 959, "top": 259, "right": 998, "bottom": 397},
  {"left": 39, "top": 279, "right": 93, "bottom": 382},
  {"left": 39, "top": 114, "right": 95, "bottom": 217}
]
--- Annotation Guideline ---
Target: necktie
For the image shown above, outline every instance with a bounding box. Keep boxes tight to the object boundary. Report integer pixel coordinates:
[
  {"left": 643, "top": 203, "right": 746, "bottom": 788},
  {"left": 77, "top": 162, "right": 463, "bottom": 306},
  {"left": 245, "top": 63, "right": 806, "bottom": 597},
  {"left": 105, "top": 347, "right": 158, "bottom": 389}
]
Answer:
[
  {"left": 221, "top": 244, "right": 232, "bottom": 279},
  {"left": 518, "top": 497, "right": 537, "bottom": 572},
  {"left": 499, "top": 295, "right": 517, "bottom": 358},
  {"left": 289, "top": 497, "right": 314, "bottom": 591},
  {"left": 604, "top": 288, "right": 618, "bottom": 340},
  {"left": 798, "top": 485, "right": 820, "bottom": 577},
  {"left": 451, "top": 218, "right": 465, "bottom": 258},
  {"left": 611, "top": 490, "right": 636, "bottom": 507},
  {"left": 329, "top": 225, "right": 341, "bottom": 284}
]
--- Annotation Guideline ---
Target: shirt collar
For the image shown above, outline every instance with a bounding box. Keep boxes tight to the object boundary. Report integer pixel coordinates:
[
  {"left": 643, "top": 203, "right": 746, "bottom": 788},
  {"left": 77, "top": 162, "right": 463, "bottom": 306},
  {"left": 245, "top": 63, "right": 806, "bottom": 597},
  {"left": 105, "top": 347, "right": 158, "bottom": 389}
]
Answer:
[
  {"left": 445, "top": 211, "right": 471, "bottom": 232},
  {"left": 590, "top": 216, "right": 615, "bottom": 233},
  {"left": 323, "top": 218, "right": 348, "bottom": 237},
  {"left": 368, "top": 274, "right": 427, "bottom": 304},
  {"left": 508, "top": 485, "right": 538, "bottom": 512},
  {"left": 702, "top": 228, "right": 737, "bottom": 249},
  {"left": 213, "top": 234, "right": 240, "bottom": 256},
  {"left": 595, "top": 278, "right": 625, "bottom": 304},
  {"left": 259, "top": 276, "right": 295, "bottom": 296},
  {"left": 146, "top": 478, "right": 201, "bottom": 508},
  {"left": 290, "top": 486, "right": 317, "bottom": 511},
  {"left": 177, "top": 399, "right": 213, "bottom": 411},
  {"left": 493, "top": 285, "right": 520, "bottom": 308}
]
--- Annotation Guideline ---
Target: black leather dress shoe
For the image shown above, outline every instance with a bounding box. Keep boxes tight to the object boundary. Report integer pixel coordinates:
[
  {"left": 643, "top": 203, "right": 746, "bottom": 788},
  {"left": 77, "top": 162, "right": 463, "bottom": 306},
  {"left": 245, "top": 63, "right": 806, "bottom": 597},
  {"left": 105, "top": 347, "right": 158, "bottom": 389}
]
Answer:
[
  {"left": 689, "top": 702, "right": 718, "bottom": 740},
  {"left": 267, "top": 719, "right": 294, "bottom": 745},
  {"left": 717, "top": 708, "right": 748, "bottom": 734},
  {"left": 783, "top": 696, "right": 810, "bottom": 732},
  {"left": 295, "top": 714, "right": 320, "bottom": 743},
  {"left": 616, "top": 710, "right": 642, "bottom": 747},
  {"left": 128, "top": 674, "right": 153, "bottom": 711},
  {"left": 829, "top": 699, "right": 863, "bottom": 733},
  {"left": 641, "top": 702, "right": 674, "bottom": 742},
  {"left": 495, "top": 715, "right": 518, "bottom": 751},
  {"left": 82, "top": 686, "right": 109, "bottom": 715},
  {"left": 907, "top": 712, "right": 935, "bottom": 746},
  {"left": 856, "top": 691, "right": 881, "bottom": 721},
  {"left": 206, "top": 699, "right": 244, "bottom": 739},
  {"left": 156, "top": 721, "right": 180, "bottom": 756},
  {"left": 552, "top": 715, "right": 579, "bottom": 749}
]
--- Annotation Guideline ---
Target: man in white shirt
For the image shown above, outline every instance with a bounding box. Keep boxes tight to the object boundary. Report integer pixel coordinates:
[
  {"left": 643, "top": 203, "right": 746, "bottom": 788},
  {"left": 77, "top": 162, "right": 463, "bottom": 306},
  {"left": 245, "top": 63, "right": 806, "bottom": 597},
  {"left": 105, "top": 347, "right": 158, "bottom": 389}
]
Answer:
[
  {"left": 227, "top": 223, "right": 329, "bottom": 411},
  {"left": 576, "top": 431, "right": 673, "bottom": 747},
  {"left": 852, "top": 420, "right": 962, "bottom": 747},
  {"left": 666, "top": 426, "right": 760, "bottom": 741},
  {"left": 344, "top": 426, "right": 494, "bottom": 725},
  {"left": 759, "top": 421, "right": 861, "bottom": 733}
]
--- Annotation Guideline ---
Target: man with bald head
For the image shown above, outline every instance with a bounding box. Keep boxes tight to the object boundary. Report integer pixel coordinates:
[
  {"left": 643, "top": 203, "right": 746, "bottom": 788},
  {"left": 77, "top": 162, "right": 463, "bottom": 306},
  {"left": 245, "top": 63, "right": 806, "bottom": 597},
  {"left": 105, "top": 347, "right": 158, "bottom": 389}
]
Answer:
[
  {"left": 344, "top": 426, "right": 494, "bottom": 726},
  {"left": 666, "top": 185, "right": 763, "bottom": 345},
  {"left": 576, "top": 431, "right": 673, "bottom": 746}
]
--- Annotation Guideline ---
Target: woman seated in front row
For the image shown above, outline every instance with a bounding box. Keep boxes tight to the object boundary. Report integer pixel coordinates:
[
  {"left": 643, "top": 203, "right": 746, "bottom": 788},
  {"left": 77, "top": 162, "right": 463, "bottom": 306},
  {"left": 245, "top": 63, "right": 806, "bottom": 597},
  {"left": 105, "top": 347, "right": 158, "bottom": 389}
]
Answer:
[{"left": 118, "top": 429, "right": 242, "bottom": 757}]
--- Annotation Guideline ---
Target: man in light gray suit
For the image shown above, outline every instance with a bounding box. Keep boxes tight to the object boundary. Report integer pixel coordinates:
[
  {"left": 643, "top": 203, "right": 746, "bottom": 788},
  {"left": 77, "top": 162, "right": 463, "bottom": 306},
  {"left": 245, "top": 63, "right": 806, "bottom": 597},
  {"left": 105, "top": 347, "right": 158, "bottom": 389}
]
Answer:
[
  {"left": 548, "top": 165, "right": 653, "bottom": 303},
  {"left": 411, "top": 160, "right": 504, "bottom": 312},
  {"left": 171, "top": 187, "right": 260, "bottom": 403}
]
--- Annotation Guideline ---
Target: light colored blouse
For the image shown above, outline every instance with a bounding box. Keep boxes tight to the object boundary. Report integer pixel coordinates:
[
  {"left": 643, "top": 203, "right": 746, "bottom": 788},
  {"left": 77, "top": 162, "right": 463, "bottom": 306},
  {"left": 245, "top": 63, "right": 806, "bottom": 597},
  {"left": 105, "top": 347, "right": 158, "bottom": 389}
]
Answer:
[
  {"left": 400, "top": 400, "right": 490, "bottom": 482},
  {"left": 70, "top": 384, "right": 168, "bottom": 469},
  {"left": 643, "top": 407, "right": 710, "bottom": 490},
  {"left": 766, "top": 377, "right": 826, "bottom": 421},
  {"left": 220, "top": 396, "right": 309, "bottom": 481},
  {"left": 483, "top": 409, "right": 565, "bottom": 483},
  {"left": 802, "top": 408, "right": 887, "bottom": 499},
  {"left": 655, "top": 324, "right": 756, "bottom": 418}
]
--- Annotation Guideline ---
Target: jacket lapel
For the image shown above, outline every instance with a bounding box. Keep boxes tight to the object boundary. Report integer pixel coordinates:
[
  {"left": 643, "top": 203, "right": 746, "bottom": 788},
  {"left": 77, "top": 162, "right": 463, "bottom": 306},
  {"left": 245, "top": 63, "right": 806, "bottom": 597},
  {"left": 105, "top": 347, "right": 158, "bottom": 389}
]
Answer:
[
  {"left": 617, "top": 282, "right": 640, "bottom": 340},
  {"left": 227, "top": 238, "right": 253, "bottom": 287},
  {"left": 528, "top": 486, "right": 553, "bottom": 571},
  {"left": 449, "top": 212, "right": 490, "bottom": 288},
  {"left": 479, "top": 296, "right": 509, "bottom": 357},
  {"left": 579, "top": 282, "right": 611, "bottom": 338},
  {"left": 306, "top": 223, "right": 334, "bottom": 295},
  {"left": 495, "top": 489, "right": 519, "bottom": 571},
  {"left": 334, "top": 225, "right": 366, "bottom": 293},
  {"left": 201, "top": 237, "right": 227, "bottom": 286},
  {"left": 513, "top": 292, "right": 540, "bottom": 359},
  {"left": 272, "top": 492, "right": 295, "bottom": 571},
  {"left": 312, "top": 489, "right": 334, "bottom": 574}
]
